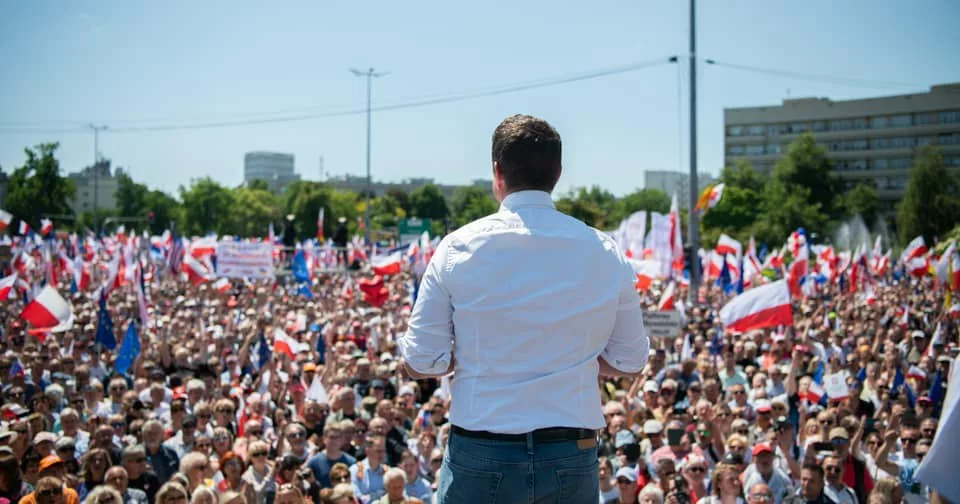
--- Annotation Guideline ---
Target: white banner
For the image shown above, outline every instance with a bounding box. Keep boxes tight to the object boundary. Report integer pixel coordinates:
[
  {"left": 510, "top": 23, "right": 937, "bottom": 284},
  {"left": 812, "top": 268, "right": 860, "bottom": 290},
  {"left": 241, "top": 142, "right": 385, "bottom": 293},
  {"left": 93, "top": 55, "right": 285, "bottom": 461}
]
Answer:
[{"left": 215, "top": 242, "right": 274, "bottom": 279}]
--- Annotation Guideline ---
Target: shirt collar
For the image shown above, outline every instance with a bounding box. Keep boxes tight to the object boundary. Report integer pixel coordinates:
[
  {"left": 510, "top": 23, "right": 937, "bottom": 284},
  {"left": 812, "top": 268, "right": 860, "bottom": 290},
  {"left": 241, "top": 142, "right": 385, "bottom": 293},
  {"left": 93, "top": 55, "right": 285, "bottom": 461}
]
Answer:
[{"left": 499, "top": 190, "right": 555, "bottom": 212}]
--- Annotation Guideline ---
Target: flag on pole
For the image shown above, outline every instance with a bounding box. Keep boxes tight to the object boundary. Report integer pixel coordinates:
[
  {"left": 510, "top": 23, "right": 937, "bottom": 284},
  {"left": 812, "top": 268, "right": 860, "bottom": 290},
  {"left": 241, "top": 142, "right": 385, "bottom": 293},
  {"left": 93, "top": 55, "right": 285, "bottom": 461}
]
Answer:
[
  {"left": 317, "top": 208, "right": 325, "bottom": 241},
  {"left": 694, "top": 183, "right": 725, "bottom": 213},
  {"left": 20, "top": 285, "right": 72, "bottom": 329},
  {"left": 40, "top": 218, "right": 53, "bottom": 236},
  {"left": 114, "top": 322, "right": 141, "bottom": 375},
  {"left": 0, "top": 209, "right": 12, "bottom": 232},
  {"left": 95, "top": 291, "right": 116, "bottom": 350},
  {"left": 0, "top": 273, "right": 16, "bottom": 300}
]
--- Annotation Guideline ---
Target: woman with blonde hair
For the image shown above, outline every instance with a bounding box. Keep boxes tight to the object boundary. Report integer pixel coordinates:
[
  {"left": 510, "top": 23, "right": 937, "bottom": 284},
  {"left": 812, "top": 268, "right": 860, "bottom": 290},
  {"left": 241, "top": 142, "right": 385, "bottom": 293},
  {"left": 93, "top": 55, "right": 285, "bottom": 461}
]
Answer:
[
  {"left": 155, "top": 482, "right": 190, "bottom": 504},
  {"left": 77, "top": 448, "right": 112, "bottom": 502},
  {"left": 868, "top": 478, "right": 903, "bottom": 504},
  {"left": 84, "top": 485, "right": 124, "bottom": 504},
  {"left": 189, "top": 486, "right": 218, "bottom": 504},
  {"left": 274, "top": 483, "right": 307, "bottom": 504},
  {"left": 698, "top": 464, "right": 744, "bottom": 504}
]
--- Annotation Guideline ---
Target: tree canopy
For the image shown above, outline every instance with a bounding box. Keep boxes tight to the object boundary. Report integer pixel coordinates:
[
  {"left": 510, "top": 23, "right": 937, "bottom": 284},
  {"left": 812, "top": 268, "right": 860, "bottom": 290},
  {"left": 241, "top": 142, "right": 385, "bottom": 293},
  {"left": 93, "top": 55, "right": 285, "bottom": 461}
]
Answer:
[
  {"left": 5, "top": 143, "right": 76, "bottom": 230},
  {"left": 897, "top": 146, "right": 960, "bottom": 244}
]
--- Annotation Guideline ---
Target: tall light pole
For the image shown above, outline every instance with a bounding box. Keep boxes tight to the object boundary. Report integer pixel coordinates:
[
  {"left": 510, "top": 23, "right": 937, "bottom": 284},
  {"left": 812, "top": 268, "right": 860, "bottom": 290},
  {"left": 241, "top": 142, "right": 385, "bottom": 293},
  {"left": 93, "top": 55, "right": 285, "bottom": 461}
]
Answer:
[
  {"left": 350, "top": 67, "right": 388, "bottom": 245},
  {"left": 87, "top": 124, "right": 108, "bottom": 232},
  {"left": 687, "top": 0, "right": 700, "bottom": 302}
]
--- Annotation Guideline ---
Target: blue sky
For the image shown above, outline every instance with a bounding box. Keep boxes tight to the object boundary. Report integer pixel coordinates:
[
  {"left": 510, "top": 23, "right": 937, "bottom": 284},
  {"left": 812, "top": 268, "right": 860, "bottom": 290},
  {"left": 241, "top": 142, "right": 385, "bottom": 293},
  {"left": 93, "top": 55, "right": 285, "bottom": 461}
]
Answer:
[{"left": 1, "top": 1, "right": 957, "bottom": 198}]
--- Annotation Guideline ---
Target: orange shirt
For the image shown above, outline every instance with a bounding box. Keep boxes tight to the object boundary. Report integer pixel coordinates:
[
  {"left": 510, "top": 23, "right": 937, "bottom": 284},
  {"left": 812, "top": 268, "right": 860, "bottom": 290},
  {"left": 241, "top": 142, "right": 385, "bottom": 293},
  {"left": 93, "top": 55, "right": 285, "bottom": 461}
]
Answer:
[{"left": 18, "top": 487, "right": 80, "bottom": 504}]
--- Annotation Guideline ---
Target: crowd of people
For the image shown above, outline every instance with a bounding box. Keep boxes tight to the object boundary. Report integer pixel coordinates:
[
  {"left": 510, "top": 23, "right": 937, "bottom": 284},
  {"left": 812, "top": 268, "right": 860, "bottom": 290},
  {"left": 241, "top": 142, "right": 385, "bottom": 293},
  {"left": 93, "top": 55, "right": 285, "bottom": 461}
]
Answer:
[{"left": 0, "top": 238, "right": 955, "bottom": 504}]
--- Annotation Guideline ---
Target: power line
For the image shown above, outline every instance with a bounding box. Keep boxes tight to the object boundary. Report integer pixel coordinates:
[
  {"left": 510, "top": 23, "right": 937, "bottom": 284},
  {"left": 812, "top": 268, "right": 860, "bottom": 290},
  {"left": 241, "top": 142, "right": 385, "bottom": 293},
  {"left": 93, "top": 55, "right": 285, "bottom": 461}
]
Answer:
[
  {"left": 0, "top": 57, "right": 674, "bottom": 135},
  {"left": 703, "top": 59, "right": 929, "bottom": 90}
]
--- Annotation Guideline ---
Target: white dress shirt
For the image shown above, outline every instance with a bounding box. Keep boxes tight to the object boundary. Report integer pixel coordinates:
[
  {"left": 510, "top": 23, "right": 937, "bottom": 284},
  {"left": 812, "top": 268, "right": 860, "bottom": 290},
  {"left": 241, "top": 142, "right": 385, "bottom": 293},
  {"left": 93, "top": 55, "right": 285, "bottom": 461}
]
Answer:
[{"left": 399, "top": 190, "right": 650, "bottom": 434}]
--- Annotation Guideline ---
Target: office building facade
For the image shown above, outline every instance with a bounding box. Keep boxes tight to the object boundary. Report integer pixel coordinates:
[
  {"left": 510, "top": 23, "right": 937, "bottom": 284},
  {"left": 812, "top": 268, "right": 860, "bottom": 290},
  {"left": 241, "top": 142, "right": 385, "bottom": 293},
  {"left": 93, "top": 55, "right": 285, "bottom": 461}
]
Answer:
[
  {"left": 724, "top": 83, "right": 960, "bottom": 211},
  {"left": 244, "top": 151, "right": 301, "bottom": 193},
  {"left": 68, "top": 161, "right": 121, "bottom": 214}
]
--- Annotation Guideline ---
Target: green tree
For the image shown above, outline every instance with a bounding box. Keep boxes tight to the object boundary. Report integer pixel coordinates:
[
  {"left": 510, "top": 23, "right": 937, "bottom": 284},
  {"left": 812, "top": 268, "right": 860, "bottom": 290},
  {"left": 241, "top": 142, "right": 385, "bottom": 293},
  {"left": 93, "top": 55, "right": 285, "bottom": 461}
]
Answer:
[
  {"left": 179, "top": 177, "right": 234, "bottom": 235},
  {"left": 370, "top": 193, "right": 407, "bottom": 230},
  {"left": 751, "top": 181, "right": 825, "bottom": 245},
  {"left": 247, "top": 179, "right": 270, "bottom": 191},
  {"left": 451, "top": 186, "right": 498, "bottom": 227},
  {"left": 610, "top": 188, "right": 671, "bottom": 225},
  {"left": 771, "top": 133, "right": 841, "bottom": 221},
  {"left": 897, "top": 146, "right": 960, "bottom": 245},
  {"left": 409, "top": 184, "right": 449, "bottom": 220},
  {"left": 115, "top": 172, "right": 149, "bottom": 218},
  {"left": 385, "top": 189, "right": 412, "bottom": 214},
  {"left": 702, "top": 160, "right": 768, "bottom": 242},
  {"left": 282, "top": 181, "right": 335, "bottom": 240},
  {"left": 5, "top": 143, "right": 76, "bottom": 230},
  {"left": 554, "top": 186, "right": 619, "bottom": 229},
  {"left": 840, "top": 183, "right": 879, "bottom": 227},
  {"left": 143, "top": 190, "right": 183, "bottom": 234},
  {"left": 228, "top": 186, "right": 278, "bottom": 237}
]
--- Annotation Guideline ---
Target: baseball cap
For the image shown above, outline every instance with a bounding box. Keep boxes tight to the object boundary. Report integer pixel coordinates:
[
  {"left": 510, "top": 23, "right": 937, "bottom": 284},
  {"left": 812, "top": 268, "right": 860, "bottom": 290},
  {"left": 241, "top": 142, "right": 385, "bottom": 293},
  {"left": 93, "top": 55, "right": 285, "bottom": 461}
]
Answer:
[
  {"left": 33, "top": 432, "right": 56, "bottom": 445},
  {"left": 55, "top": 437, "right": 76, "bottom": 451},
  {"left": 755, "top": 399, "right": 772, "bottom": 413},
  {"left": 911, "top": 330, "right": 926, "bottom": 339},
  {"left": 615, "top": 467, "right": 637, "bottom": 482},
  {"left": 302, "top": 363, "right": 317, "bottom": 373},
  {"left": 643, "top": 420, "right": 664, "bottom": 435},
  {"left": 398, "top": 385, "right": 415, "bottom": 397},
  {"left": 721, "top": 452, "right": 744, "bottom": 465},
  {"left": 642, "top": 381, "right": 659, "bottom": 394},
  {"left": 38, "top": 455, "right": 65, "bottom": 472},
  {"left": 752, "top": 443, "right": 774, "bottom": 457},
  {"left": 614, "top": 430, "right": 636, "bottom": 449}
]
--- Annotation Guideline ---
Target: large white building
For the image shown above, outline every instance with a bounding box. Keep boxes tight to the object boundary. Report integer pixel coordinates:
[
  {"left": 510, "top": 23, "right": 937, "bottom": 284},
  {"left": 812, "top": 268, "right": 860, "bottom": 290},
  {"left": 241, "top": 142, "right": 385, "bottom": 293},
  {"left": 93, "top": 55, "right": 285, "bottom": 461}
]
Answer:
[
  {"left": 244, "top": 151, "right": 301, "bottom": 193},
  {"left": 68, "top": 161, "right": 121, "bottom": 214},
  {"left": 644, "top": 170, "right": 715, "bottom": 207}
]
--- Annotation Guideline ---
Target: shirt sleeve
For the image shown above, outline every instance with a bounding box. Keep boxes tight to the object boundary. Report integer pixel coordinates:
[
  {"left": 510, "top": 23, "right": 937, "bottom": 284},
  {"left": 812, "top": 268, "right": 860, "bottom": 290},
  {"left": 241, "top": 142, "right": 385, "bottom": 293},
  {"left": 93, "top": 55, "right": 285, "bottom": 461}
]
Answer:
[
  {"left": 398, "top": 241, "right": 455, "bottom": 375},
  {"left": 600, "top": 260, "right": 650, "bottom": 373}
]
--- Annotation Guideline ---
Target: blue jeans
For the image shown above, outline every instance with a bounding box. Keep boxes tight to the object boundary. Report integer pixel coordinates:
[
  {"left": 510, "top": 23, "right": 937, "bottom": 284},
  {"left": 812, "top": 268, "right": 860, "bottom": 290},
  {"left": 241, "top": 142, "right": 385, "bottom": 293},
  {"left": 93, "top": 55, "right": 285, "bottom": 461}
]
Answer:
[{"left": 437, "top": 429, "right": 599, "bottom": 504}]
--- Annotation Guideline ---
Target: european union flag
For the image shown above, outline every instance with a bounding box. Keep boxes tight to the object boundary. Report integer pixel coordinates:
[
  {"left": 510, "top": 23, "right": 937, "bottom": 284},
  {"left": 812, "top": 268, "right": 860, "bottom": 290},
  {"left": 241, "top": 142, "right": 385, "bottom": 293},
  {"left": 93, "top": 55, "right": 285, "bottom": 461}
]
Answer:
[
  {"left": 256, "top": 331, "right": 271, "bottom": 370},
  {"left": 114, "top": 323, "right": 140, "bottom": 375},
  {"left": 95, "top": 292, "right": 116, "bottom": 350},
  {"left": 297, "top": 284, "right": 314, "bottom": 299},
  {"left": 292, "top": 250, "right": 310, "bottom": 283}
]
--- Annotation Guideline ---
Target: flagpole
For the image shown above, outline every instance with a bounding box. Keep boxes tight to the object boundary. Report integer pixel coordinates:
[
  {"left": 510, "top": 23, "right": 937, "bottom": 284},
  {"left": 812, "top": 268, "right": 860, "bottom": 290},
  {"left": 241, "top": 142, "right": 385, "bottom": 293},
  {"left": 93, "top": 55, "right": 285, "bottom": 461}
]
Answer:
[{"left": 687, "top": 0, "right": 700, "bottom": 303}]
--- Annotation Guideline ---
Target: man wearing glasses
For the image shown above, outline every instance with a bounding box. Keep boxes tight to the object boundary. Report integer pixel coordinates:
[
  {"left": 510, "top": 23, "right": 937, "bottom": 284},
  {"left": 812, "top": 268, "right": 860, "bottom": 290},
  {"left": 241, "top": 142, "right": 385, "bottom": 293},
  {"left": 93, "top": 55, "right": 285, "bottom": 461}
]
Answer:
[
  {"left": 822, "top": 454, "right": 857, "bottom": 504},
  {"left": 748, "top": 483, "right": 775, "bottom": 504},
  {"left": 826, "top": 427, "right": 872, "bottom": 504},
  {"left": 743, "top": 444, "right": 793, "bottom": 504}
]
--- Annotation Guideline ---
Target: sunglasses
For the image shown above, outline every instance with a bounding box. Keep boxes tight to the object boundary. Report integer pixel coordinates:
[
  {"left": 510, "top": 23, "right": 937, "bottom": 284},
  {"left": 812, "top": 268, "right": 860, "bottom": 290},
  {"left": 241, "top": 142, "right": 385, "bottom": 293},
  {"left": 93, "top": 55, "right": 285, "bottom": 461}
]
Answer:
[
  {"left": 824, "top": 466, "right": 842, "bottom": 474},
  {"left": 250, "top": 451, "right": 268, "bottom": 458},
  {"left": 111, "top": 422, "right": 126, "bottom": 429},
  {"left": 195, "top": 443, "right": 211, "bottom": 449},
  {"left": 331, "top": 475, "right": 350, "bottom": 483},
  {"left": 901, "top": 437, "right": 919, "bottom": 444},
  {"left": 687, "top": 466, "right": 706, "bottom": 473},
  {"left": 617, "top": 477, "right": 634, "bottom": 485},
  {"left": 38, "top": 488, "right": 63, "bottom": 497},
  {"left": 286, "top": 432, "right": 306, "bottom": 440},
  {"left": 831, "top": 438, "right": 848, "bottom": 446},
  {"left": 749, "top": 494, "right": 773, "bottom": 502},
  {"left": 247, "top": 430, "right": 263, "bottom": 437}
]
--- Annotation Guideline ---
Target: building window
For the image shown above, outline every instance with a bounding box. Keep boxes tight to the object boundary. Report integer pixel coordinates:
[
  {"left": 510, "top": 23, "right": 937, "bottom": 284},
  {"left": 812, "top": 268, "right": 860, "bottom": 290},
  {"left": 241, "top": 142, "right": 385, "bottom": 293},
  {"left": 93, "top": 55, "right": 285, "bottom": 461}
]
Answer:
[
  {"left": 830, "top": 119, "right": 852, "bottom": 131},
  {"left": 853, "top": 139, "right": 869, "bottom": 150},
  {"left": 766, "top": 144, "right": 782, "bottom": 155},
  {"left": 767, "top": 125, "right": 780, "bottom": 136},
  {"left": 728, "top": 126, "right": 744, "bottom": 137},
  {"left": 947, "top": 157, "right": 960, "bottom": 167},
  {"left": 873, "top": 159, "right": 888, "bottom": 170},
  {"left": 890, "top": 115, "right": 912, "bottom": 128},
  {"left": 853, "top": 118, "right": 868, "bottom": 129},
  {"left": 916, "top": 113, "right": 939, "bottom": 125},
  {"left": 728, "top": 145, "right": 745, "bottom": 155},
  {"left": 786, "top": 122, "right": 809, "bottom": 134},
  {"left": 918, "top": 136, "right": 934, "bottom": 146},
  {"left": 871, "top": 116, "right": 889, "bottom": 128},
  {"left": 889, "top": 158, "right": 911, "bottom": 169},
  {"left": 940, "top": 111, "right": 960, "bottom": 124},
  {"left": 891, "top": 137, "right": 915, "bottom": 148},
  {"left": 747, "top": 125, "right": 765, "bottom": 136},
  {"left": 812, "top": 121, "right": 827, "bottom": 132},
  {"left": 939, "top": 134, "right": 959, "bottom": 145},
  {"left": 745, "top": 145, "right": 765, "bottom": 155}
]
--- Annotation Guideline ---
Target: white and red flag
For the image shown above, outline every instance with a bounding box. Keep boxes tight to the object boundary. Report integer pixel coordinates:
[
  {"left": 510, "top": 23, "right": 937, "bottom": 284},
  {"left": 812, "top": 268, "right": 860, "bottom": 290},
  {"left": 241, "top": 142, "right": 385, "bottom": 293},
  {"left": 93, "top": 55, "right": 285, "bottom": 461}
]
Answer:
[
  {"left": 719, "top": 280, "right": 793, "bottom": 333},
  {"left": 20, "top": 285, "right": 72, "bottom": 330}
]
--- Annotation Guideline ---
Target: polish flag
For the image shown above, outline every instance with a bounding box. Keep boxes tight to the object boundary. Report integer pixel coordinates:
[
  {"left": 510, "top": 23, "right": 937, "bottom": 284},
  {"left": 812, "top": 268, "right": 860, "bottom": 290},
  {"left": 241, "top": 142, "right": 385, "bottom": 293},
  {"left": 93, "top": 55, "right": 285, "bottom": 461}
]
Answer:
[
  {"left": 0, "top": 210, "right": 11, "bottom": 232},
  {"left": 657, "top": 282, "right": 676, "bottom": 311},
  {"left": 901, "top": 236, "right": 927, "bottom": 263},
  {"left": 706, "top": 251, "right": 724, "bottom": 281},
  {"left": 73, "top": 258, "right": 90, "bottom": 291},
  {"left": 949, "top": 303, "right": 960, "bottom": 319},
  {"left": 189, "top": 237, "right": 217, "bottom": 258},
  {"left": 899, "top": 306, "right": 909, "bottom": 328},
  {"left": 802, "top": 380, "right": 825, "bottom": 404},
  {"left": 873, "top": 251, "right": 890, "bottom": 277},
  {"left": 725, "top": 254, "right": 741, "bottom": 284},
  {"left": 20, "top": 285, "right": 72, "bottom": 329},
  {"left": 183, "top": 254, "right": 213, "bottom": 286},
  {"left": 668, "top": 193, "right": 684, "bottom": 275},
  {"left": 906, "top": 256, "right": 929, "bottom": 277},
  {"left": 788, "top": 246, "right": 809, "bottom": 297},
  {"left": 628, "top": 259, "right": 661, "bottom": 291},
  {"left": 715, "top": 234, "right": 743, "bottom": 257},
  {"left": 341, "top": 274, "right": 355, "bottom": 300},
  {"left": 371, "top": 250, "right": 403, "bottom": 276},
  {"left": 0, "top": 273, "right": 17, "bottom": 299},
  {"left": 694, "top": 183, "right": 725, "bottom": 213},
  {"left": 906, "top": 365, "right": 927, "bottom": 382},
  {"left": 40, "top": 218, "right": 53, "bottom": 236},
  {"left": 719, "top": 280, "right": 793, "bottom": 333},
  {"left": 18, "top": 221, "right": 30, "bottom": 235},
  {"left": 933, "top": 244, "right": 957, "bottom": 287},
  {"left": 861, "top": 284, "right": 877, "bottom": 305},
  {"left": 787, "top": 230, "right": 807, "bottom": 259},
  {"left": 213, "top": 278, "right": 231, "bottom": 294},
  {"left": 273, "top": 328, "right": 305, "bottom": 358}
]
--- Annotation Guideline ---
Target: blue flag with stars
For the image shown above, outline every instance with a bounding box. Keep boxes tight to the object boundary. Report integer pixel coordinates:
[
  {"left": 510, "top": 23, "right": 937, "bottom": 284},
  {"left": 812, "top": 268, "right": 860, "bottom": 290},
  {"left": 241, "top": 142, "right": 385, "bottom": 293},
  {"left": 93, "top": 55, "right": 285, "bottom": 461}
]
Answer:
[
  {"left": 114, "top": 322, "right": 141, "bottom": 375},
  {"left": 95, "top": 292, "right": 116, "bottom": 350},
  {"left": 256, "top": 331, "right": 272, "bottom": 370}
]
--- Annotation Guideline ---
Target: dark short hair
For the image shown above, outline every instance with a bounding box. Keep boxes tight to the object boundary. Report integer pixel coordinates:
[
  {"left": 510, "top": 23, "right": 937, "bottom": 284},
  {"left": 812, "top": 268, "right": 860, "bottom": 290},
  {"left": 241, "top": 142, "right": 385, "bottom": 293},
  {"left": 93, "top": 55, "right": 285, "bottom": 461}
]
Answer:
[
  {"left": 491, "top": 114, "right": 562, "bottom": 192},
  {"left": 802, "top": 462, "right": 824, "bottom": 479}
]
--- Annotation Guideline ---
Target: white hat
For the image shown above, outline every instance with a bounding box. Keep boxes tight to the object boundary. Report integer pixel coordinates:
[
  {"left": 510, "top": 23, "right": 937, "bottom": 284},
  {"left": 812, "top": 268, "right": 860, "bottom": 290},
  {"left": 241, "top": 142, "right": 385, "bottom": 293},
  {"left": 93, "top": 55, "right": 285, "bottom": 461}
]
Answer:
[
  {"left": 643, "top": 381, "right": 659, "bottom": 393},
  {"left": 643, "top": 420, "right": 663, "bottom": 435}
]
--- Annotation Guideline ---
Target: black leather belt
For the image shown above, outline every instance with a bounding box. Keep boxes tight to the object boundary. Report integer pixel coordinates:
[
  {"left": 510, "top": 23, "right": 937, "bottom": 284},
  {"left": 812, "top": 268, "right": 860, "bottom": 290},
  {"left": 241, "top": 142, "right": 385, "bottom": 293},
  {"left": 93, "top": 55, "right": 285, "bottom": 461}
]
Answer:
[{"left": 452, "top": 425, "right": 597, "bottom": 443}]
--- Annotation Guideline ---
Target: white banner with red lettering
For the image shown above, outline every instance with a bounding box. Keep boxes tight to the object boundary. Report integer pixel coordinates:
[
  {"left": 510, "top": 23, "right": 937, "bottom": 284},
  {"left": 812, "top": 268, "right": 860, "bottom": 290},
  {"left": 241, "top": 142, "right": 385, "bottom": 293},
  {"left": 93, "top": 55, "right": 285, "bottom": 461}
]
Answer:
[{"left": 215, "top": 242, "right": 275, "bottom": 279}]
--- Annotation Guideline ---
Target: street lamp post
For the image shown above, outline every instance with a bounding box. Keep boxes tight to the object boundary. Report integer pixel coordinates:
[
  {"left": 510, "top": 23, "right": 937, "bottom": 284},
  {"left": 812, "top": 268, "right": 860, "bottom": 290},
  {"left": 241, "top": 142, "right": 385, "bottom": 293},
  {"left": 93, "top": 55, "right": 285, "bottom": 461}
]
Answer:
[
  {"left": 87, "top": 124, "right": 108, "bottom": 232},
  {"left": 350, "top": 67, "right": 388, "bottom": 245}
]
